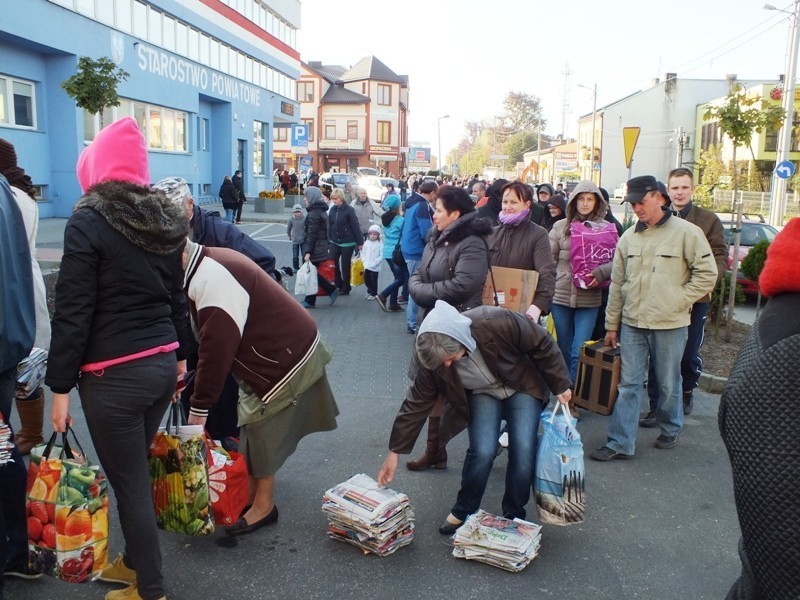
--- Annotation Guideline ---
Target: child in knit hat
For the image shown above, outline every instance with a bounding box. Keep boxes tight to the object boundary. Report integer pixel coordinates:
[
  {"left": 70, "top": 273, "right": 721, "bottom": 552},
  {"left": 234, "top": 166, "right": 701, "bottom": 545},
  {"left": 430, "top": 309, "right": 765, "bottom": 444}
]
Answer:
[
  {"left": 361, "top": 224, "right": 383, "bottom": 299},
  {"left": 287, "top": 204, "right": 306, "bottom": 270}
]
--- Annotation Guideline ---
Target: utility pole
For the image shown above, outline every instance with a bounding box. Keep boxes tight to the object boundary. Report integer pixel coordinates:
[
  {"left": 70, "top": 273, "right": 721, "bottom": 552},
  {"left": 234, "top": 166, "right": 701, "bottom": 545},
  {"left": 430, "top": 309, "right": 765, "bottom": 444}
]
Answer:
[
  {"left": 560, "top": 62, "right": 573, "bottom": 140},
  {"left": 675, "top": 127, "right": 686, "bottom": 169},
  {"left": 766, "top": 1, "right": 800, "bottom": 227},
  {"left": 536, "top": 115, "right": 542, "bottom": 184}
]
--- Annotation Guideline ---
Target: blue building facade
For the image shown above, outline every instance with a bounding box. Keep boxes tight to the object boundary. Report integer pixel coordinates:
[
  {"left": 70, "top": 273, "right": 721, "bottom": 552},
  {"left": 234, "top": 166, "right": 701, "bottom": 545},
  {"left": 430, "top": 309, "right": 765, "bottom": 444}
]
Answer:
[{"left": 0, "top": 0, "right": 300, "bottom": 217}]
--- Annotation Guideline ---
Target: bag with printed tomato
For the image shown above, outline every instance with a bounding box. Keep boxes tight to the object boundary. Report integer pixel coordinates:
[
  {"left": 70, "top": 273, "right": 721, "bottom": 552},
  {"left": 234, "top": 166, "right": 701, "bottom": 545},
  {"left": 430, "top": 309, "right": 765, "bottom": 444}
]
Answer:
[{"left": 26, "top": 427, "right": 109, "bottom": 583}]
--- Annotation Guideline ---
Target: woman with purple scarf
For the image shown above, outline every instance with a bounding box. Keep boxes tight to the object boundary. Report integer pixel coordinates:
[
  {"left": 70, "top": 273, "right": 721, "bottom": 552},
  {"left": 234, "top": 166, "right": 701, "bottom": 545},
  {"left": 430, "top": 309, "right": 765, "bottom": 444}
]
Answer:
[{"left": 487, "top": 181, "right": 557, "bottom": 322}]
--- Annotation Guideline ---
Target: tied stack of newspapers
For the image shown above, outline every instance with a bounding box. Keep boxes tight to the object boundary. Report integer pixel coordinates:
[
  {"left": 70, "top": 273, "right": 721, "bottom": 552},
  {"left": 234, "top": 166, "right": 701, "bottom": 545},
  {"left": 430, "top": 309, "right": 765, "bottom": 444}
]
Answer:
[
  {"left": 452, "top": 510, "right": 542, "bottom": 572},
  {"left": 0, "top": 420, "right": 13, "bottom": 466},
  {"left": 15, "top": 348, "right": 48, "bottom": 398},
  {"left": 322, "top": 473, "right": 414, "bottom": 556}
]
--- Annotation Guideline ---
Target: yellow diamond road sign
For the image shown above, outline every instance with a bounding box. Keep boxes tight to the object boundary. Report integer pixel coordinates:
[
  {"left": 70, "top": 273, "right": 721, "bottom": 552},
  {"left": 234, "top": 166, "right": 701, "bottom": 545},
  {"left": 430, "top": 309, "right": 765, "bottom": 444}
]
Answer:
[{"left": 622, "top": 127, "right": 641, "bottom": 169}]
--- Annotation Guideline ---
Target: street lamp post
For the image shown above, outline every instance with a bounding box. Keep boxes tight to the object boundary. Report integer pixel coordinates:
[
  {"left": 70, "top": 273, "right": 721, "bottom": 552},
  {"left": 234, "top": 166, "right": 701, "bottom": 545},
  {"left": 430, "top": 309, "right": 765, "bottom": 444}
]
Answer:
[
  {"left": 437, "top": 114, "right": 450, "bottom": 174},
  {"left": 766, "top": 1, "right": 800, "bottom": 227},
  {"left": 578, "top": 83, "right": 598, "bottom": 185}
]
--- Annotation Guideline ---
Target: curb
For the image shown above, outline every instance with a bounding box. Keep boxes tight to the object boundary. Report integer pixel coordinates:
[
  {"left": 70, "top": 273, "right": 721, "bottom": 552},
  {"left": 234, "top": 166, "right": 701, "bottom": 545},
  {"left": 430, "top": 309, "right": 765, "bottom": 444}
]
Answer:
[{"left": 698, "top": 371, "right": 728, "bottom": 394}]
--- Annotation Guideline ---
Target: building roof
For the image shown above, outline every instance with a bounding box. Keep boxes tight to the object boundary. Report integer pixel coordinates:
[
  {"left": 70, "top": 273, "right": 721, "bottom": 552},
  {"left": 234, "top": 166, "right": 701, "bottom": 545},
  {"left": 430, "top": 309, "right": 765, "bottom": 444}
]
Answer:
[
  {"left": 304, "top": 61, "right": 347, "bottom": 83},
  {"left": 321, "top": 85, "right": 370, "bottom": 105},
  {"left": 339, "top": 56, "right": 405, "bottom": 84}
]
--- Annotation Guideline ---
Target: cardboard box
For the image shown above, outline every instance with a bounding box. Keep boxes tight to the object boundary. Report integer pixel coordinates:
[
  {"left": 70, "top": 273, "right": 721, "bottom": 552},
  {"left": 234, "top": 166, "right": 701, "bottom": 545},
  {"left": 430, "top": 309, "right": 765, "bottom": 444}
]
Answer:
[
  {"left": 482, "top": 266, "right": 538, "bottom": 314},
  {"left": 574, "top": 341, "right": 621, "bottom": 415}
]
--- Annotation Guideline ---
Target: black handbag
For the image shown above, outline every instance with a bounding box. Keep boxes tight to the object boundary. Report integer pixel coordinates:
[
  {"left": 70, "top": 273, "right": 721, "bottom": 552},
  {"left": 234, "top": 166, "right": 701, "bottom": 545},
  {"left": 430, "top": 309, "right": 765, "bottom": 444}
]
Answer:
[{"left": 392, "top": 242, "right": 406, "bottom": 268}]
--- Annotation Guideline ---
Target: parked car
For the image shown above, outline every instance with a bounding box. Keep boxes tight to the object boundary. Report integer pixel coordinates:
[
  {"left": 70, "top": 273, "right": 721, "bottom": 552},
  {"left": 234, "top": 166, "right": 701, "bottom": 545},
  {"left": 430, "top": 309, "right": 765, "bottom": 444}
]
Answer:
[
  {"left": 356, "top": 166, "right": 379, "bottom": 178},
  {"left": 319, "top": 172, "right": 357, "bottom": 193},
  {"left": 359, "top": 175, "right": 398, "bottom": 203},
  {"left": 721, "top": 219, "right": 778, "bottom": 296},
  {"left": 613, "top": 183, "right": 627, "bottom": 199}
]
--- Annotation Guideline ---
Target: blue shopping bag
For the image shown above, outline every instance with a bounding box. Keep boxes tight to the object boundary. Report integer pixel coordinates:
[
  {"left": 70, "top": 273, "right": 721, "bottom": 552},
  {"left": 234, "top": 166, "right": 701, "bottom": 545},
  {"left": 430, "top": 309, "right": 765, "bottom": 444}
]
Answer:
[{"left": 534, "top": 402, "right": 585, "bottom": 526}]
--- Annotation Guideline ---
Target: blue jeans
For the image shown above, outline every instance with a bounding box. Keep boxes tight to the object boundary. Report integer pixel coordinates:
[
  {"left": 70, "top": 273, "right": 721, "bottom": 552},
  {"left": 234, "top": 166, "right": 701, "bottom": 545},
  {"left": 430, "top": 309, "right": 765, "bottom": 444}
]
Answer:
[
  {"left": 550, "top": 304, "right": 600, "bottom": 383},
  {"left": 224, "top": 208, "right": 234, "bottom": 223},
  {"left": 451, "top": 392, "right": 544, "bottom": 521},
  {"left": 379, "top": 259, "right": 407, "bottom": 304},
  {"left": 78, "top": 353, "right": 176, "bottom": 600},
  {"left": 291, "top": 243, "right": 302, "bottom": 271},
  {"left": 405, "top": 258, "right": 420, "bottom": 328},
  {"left": 647, "top": 301, "right": 710, "bottom": 410},
  {"left": 606, "top": 324, "right": 687, "bottom": 454}
]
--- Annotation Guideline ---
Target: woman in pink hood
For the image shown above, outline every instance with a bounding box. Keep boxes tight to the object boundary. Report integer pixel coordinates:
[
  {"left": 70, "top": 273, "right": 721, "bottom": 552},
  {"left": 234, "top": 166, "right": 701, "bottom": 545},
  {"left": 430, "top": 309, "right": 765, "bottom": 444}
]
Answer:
[{"left": 47, "top": 117, "right": 191, "bottom": 600}]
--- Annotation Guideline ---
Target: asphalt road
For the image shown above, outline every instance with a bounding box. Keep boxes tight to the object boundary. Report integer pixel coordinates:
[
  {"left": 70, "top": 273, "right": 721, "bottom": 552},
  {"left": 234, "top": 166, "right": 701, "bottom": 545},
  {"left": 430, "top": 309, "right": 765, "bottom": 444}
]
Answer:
[{"left": 8, "top": 213, "right": 744, "bottom": 599}]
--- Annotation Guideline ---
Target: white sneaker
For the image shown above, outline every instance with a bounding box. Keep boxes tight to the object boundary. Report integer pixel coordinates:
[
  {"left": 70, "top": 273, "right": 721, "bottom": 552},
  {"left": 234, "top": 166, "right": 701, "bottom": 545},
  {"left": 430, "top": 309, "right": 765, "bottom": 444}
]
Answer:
[
  {"left": 366, "top": 295, "right": 376, "bottom": 300},
  {"left": 498, "top": 432, "right": 509, "bottom": 448}
]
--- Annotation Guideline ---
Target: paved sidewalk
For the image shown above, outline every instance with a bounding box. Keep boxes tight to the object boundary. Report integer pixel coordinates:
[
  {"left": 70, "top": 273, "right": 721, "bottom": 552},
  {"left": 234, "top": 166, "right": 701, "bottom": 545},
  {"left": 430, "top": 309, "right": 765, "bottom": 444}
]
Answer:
[{"left": 12, "top": 216, "right": 744, "bottom": 600}]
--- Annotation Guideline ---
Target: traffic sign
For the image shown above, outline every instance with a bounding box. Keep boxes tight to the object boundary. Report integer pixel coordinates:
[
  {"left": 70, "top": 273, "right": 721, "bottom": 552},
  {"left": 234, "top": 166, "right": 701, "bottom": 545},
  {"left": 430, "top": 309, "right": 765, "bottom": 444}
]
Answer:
[
  {"left": 622, "top": 127, "right": 640, "bottom": 169},
  {"left": 775, "top": 160, "right": 796, "bottom": 179},
  {"left": 291, "top": 124, "right": 308, "bottom": 154}
]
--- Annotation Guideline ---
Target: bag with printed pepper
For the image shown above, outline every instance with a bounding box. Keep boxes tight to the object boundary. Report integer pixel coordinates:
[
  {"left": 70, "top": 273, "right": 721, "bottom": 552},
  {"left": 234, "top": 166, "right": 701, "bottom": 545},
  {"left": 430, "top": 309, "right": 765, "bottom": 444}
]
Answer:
[
  {"left": 148, "top": 403, "right": 215, "bottom": 536},
  {"left": 26, "top": 427, "right": 110, "bottom": 583}
]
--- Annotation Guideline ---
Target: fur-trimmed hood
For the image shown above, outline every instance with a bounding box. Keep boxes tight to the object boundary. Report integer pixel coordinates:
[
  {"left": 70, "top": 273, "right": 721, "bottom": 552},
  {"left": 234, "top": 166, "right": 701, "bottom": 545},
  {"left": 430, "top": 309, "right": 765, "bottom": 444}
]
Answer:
[
  {"left": 74, "top": 180, "right": 189, "bottom": 255},
  {"left": 428, "top": 210, "right": 493, "bottom": 245},
  {"left": 565, "top": 179, "right": 608, "bottom": 222}
]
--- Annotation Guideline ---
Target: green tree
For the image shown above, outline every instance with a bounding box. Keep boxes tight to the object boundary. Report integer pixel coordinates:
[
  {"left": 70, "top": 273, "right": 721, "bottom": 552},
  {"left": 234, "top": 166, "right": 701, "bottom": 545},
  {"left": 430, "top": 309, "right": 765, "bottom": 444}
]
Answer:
[
  {"left": 694, "top": 145, "right": 729, "bottom": 208},
  {"left": 501, "top": 91, "right": 544, "bottom": 132},
  {"left": 61, "top": 56, "right": 129, "bottom": 127},
  {"left": 703, "top": 83, "right": 783, "bottom": 341},
  {"left": 740, "top": 239, "right": 770, "bottom": 316},
  {"left": 502, "top": 131, "right": 538, "bottom": 166}
]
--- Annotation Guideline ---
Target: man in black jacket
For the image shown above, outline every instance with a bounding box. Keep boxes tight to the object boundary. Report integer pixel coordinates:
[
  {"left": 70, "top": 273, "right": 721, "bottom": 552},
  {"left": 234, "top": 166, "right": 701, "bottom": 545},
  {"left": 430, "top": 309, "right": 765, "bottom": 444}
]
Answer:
[{"left": 232, "top": 169, "right": 245, "bottom": 224}]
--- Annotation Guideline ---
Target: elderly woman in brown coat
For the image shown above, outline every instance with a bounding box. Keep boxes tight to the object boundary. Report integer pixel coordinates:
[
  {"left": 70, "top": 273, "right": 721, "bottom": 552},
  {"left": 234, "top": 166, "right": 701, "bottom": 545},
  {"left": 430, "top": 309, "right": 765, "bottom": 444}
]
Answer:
[{"left": 405, "top": 185, "right": 493, "bottom": 472}]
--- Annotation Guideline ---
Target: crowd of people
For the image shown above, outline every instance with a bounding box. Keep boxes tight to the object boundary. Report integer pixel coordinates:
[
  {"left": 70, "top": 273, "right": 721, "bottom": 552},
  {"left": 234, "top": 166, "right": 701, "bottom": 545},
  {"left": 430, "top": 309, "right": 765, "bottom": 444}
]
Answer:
[{"left": 1, "top": 117, "right": 797, "bottom": 599}]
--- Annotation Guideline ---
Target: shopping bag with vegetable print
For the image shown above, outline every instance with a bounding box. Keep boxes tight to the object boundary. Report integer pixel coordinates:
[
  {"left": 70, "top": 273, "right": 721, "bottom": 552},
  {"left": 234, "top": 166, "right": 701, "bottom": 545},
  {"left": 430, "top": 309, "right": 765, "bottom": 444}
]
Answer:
[
  {"left": 27, "top": 428, "right": 110, "bottom": 583},
  {"left": 149, "top": 403, "right": 215, "bottom": 536}
]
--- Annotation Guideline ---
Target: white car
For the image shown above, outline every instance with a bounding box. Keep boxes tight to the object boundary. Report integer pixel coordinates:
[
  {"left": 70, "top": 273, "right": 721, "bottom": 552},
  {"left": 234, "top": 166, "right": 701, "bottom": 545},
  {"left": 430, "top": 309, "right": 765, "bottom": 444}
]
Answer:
[
  {"left": 359, "top": 175, "right": 398, "bottom": 203},
  {"left": 613, "top": 183, "right": 627, "bottom": 199}
]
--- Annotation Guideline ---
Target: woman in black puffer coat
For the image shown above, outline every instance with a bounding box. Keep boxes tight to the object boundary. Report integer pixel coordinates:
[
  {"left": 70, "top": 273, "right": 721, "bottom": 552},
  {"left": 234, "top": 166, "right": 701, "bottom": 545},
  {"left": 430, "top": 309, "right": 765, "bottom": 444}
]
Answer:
[
  {"left": 719, "top": 218, "right": 800, "bottom": 600},
  {"left": 301, "top": 186, "right": 338, "bottom": 308},
  {"left": 406, "top": 185, "right": 493, "bottom": 472}
]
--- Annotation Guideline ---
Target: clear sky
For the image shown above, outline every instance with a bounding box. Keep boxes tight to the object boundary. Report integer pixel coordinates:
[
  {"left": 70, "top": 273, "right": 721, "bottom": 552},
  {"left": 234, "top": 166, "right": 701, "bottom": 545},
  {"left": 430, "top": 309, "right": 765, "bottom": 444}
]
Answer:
[{"left": 297, "top": 0, "right": 795, "bottom": 162}]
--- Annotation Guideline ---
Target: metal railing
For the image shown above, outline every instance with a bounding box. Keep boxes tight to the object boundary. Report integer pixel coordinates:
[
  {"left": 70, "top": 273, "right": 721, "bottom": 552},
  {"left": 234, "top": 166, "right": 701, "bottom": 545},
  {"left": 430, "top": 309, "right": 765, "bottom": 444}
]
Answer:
[{"left": 707, "top": 189, "right": 800, "bottom": 221}]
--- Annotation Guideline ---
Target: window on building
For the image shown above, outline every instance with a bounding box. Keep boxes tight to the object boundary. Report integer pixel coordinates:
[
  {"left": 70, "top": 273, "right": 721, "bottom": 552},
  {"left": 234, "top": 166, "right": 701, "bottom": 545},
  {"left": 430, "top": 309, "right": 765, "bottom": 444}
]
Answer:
[
  {"left": 115, "top": 0, "right": 132, "bottom": 33},
  {"left": 163, "top": 16, "right": 176, "bottom": 51},
  {"left": 76, "top": 0, "right": 94, "bottom": 17},
  {"left": 377, "top": 121, "right": 391, "bottom": 145},
  {"left": 209, "top": 39, "right": 220, "bottom": 70},
  {"left": 0, "top": 77, "right": 36, "bottom": 128},
  {"left": 253, "top": 121, "right": 267, "bottom": 175},
  {"left": 273, "top": 126, "right": 288, "bottom": 142},
  {"left": 297, "top": 81, "right": 314, "bottom": 103},
  {"left": 188, "top": 28, "right": 199, "bottom": 61},
  {"left": 362, "top": 82, "right": 366, "bottom": 94},
  {"left": 377, "top": 84, "right": 391, "bottom": 106},
  {"left": 97, "top": 0, "right": 114, "bottom": 24},
  {"left": 147, "top": 6, "right": 162, "bottom": 46},
  {"left": 199, "top": 34, "right": 210, "bottom": 65},
  {"left": 301, "top": 118, "right": 314, "bottom": 142},
  {"left": 325, "top": 120, "right": 336, "bottom": 140},
  {"left": 700, "top": 122, "right": 720, "bottom": 151},
  {"left": 132, "top": 0, "right": 147, "bottom": 38},
  {"left": 198, "top": 117, "right": 209, "bottom": 150},
  {"left": 347, "top": 120, "right": 358, "bottom": 140}
]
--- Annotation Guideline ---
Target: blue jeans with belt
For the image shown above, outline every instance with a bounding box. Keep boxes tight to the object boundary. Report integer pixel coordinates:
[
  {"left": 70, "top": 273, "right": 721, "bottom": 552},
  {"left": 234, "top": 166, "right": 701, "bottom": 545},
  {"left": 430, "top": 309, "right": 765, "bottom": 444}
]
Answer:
[
  {"left": 606, "top": 323, "right": 687, "bottom": 455},
  {"left": 451, "top": 391, "right": 544, "bottom": 521}
]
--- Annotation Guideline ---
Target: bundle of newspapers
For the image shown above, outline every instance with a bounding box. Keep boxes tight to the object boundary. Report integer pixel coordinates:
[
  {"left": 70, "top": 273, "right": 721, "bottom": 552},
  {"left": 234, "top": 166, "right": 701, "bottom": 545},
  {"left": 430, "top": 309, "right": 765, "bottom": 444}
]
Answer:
[
  {"left": 0, "top": 419, "right": 13, "bottom": 466},
  {"left": 15, "top": 348, "right": 48, "bottom": 398},
  {"left": 452, "top": 510, "right": 542, "bottom": 572},
  {"left": 322, "top": 473, "right": 414, "bottom": 556}
]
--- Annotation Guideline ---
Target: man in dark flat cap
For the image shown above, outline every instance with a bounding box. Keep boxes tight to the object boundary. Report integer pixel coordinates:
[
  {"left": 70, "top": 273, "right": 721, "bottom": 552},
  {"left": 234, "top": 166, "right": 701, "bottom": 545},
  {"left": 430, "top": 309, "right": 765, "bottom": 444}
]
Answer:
[{"left": 590, "top": 175, "right": 717, "bottom": 461}]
